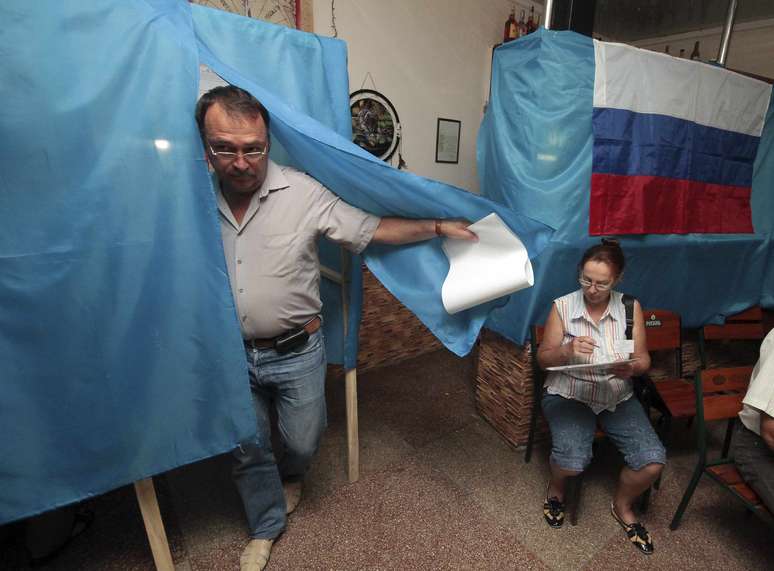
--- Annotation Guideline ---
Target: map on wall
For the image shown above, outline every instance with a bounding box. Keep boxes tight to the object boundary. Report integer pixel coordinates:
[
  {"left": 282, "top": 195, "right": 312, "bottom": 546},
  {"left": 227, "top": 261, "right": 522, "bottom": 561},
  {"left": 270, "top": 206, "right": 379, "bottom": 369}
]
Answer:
[
  {"left": 246, "top": 0, "right": 296, "bottom": 28},
  {"left": 191, "top": 0, "right": 304, "bottom": 29}
]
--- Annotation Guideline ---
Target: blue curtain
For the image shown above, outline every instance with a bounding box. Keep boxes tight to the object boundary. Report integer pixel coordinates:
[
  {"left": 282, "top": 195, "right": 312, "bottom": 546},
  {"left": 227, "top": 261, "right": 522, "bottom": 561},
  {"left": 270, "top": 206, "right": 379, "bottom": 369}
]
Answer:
[{"left": 0, "top": 0, "right": 254, "bottom": 524}]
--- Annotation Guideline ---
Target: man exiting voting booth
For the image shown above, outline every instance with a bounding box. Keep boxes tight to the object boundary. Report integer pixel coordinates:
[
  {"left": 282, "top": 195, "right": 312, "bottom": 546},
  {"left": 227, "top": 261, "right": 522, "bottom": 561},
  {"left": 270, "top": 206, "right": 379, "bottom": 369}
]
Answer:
[{"left": 196, "top": 85, "right": 476, "bottom": 570}]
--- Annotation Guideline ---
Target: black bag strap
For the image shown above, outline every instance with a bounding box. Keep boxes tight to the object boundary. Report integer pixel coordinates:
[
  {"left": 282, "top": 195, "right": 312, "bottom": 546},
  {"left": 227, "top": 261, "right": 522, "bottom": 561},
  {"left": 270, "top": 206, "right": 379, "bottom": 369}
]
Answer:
[{"left": 622, "top": 294, "right": 635, "bottom": 340}]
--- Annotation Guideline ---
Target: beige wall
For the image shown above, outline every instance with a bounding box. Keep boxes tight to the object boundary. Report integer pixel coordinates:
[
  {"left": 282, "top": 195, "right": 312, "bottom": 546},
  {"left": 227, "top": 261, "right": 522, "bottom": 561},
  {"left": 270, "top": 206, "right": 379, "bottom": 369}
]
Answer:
[{"left": 312, "top": 0, "right": 543, "bottom": 194}]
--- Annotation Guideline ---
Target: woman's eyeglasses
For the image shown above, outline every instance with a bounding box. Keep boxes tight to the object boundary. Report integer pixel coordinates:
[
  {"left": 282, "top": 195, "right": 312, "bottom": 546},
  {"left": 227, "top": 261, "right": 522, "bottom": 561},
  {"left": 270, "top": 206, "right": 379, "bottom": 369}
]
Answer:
[{"left": 578, "top": 277, "right": 612, "bottom": 291}]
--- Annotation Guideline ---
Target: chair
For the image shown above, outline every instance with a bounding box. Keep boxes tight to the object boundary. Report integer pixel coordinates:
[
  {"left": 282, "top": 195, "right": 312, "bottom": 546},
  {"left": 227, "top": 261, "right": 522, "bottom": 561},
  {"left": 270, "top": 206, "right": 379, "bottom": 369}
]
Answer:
[
  {"left": 698, "top": 306, "right": 770, "bottom": 369},
  {"left": 652, "top": 307, "right": 772, "bottom": 445},
  {"left": 639, "top": 309, "right": 694, "bottom": 444},
  {"left": 669, "top": 366, "right": 774, "bottom": 530},
  {"left": 524, "top": 324, "right": 546, "bottom": 465}
]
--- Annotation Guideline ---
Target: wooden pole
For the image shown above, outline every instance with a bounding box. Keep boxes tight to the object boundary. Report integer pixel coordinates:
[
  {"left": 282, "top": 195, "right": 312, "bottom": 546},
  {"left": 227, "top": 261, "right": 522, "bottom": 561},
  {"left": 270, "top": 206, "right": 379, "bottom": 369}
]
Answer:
[
  {"left": 345, "top": 368, "right": 359, "bottom": 482},
  {"left": 339, "top": 251, "right": 360, "bottom": 483},
  {"left": 321, "top": 252, "right": 360, "bottom": 483},
  {"left": 133, "top": 478, "right": 174, "bottom": 571}
]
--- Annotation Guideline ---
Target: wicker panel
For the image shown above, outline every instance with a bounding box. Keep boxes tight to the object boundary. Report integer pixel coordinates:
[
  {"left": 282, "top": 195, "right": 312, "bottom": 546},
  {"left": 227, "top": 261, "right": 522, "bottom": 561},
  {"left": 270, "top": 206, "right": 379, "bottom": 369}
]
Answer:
[
  {"left": 475, "top": 329, "right": 548, "bottom": 450},
  {"left": 357, "top": 266, "right": 443, "bottom": 371},
  {"left": 328, "top": 266, "right": 444, "bottom": 379}
]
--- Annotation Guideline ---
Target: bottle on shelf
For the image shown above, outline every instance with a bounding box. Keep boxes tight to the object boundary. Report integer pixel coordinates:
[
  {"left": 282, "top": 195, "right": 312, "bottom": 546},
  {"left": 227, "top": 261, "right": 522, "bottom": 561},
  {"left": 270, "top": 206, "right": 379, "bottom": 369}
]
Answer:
[
  {"left": 690, "top": 40, "right": 701, "bottom": 60},
  {"left": 518, "top": 9, "right": 528, "bottom": 37},
  {"left": 664, "top": 45, "right": 670, "bottom": 54},
  {"left": 527, "top": 5, "right": 536, "bottom": 34},
  {"left": 503, "top": 7, "right": 518, "bottom": 43},
  {"left": 679, "top": 48, "right": 685, "bottom": 58}
]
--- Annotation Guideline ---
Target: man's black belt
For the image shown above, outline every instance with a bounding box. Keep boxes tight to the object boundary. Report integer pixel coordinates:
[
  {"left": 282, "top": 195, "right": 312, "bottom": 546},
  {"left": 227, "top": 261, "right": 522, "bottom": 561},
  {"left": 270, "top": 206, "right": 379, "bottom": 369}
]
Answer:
[{"left": 244, "top": 316, "right": 321, "bottom": 354}]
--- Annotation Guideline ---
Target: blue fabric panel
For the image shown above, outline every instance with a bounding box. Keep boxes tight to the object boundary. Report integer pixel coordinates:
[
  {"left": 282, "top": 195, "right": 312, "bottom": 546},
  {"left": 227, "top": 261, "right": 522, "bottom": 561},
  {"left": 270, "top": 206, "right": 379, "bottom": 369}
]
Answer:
[
  {"left": 196, "top": 42, "right": 554, "bottom": 357},
  {"left": 755, "top": 93, "right": 774, "bottom": 306},
  {"left": 477, "top": 29, "right": 595, "bottom": 239},
  {"left": 478, "top": 29, "right": 774, "bottom": 345},
  {"left": 593, "top": 108, "right": 758, "bottom": 187},
  {"left": 0, "top": 0, "right": 255, "bottom": 524},
  {"left": 191, "top": 5, "right": 351, "bottom": 161}
]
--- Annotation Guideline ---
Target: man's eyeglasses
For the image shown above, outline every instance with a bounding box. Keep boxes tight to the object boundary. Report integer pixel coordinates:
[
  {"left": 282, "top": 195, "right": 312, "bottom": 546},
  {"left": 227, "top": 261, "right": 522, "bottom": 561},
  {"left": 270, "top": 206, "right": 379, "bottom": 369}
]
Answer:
[
  {"left": 208, "top": 143, "right": 268, "bottom": 162},
  {"left": 578, "top": 277, "right": 612, "bottom": 291}
]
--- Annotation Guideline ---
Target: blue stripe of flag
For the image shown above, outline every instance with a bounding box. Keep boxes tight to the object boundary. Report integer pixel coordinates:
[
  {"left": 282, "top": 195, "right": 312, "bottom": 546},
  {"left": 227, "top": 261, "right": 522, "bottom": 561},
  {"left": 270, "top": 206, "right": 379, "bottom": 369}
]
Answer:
[{"left": 592, "top": 107, "right": 760, "bottom": 188}]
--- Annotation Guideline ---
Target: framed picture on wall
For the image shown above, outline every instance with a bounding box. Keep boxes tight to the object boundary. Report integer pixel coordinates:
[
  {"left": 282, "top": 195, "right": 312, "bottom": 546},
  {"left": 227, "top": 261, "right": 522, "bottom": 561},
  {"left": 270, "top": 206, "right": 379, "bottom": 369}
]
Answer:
[{"left": 435, "top": 118, "right": 461, "bottom": 164}]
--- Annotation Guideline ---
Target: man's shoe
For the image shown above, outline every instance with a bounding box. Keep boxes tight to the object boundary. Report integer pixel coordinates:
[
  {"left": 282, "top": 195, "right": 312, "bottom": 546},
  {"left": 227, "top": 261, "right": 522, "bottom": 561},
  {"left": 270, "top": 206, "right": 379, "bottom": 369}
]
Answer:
[
  {"left": 240, "top": 539, "right": 273, "bottom": 571},
  {"left": 611, "top": 503, "right": 654, "bottom": 555},
  {"left": 283, "top": 481, "right": 303, "bottom": 515},
  {"left": 543, "top": 495, "right": 565, "bottom": 528}
]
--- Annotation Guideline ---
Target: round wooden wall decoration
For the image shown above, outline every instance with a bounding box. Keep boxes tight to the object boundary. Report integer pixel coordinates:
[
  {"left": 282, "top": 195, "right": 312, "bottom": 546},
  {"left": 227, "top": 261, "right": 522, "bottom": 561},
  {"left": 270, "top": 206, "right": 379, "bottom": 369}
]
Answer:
[{"left": 349, "top": 89, "right": 401, "bottom": 162}]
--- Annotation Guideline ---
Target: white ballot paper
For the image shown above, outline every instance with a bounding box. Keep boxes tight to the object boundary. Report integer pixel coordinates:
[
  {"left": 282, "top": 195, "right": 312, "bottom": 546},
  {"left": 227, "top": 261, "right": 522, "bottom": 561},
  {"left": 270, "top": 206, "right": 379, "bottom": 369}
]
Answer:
[
  {"left": 441, "top": 213, "right": 534, "bottom": 314},
  {"left": 546, "top": 358, "right": 637, "bottom": 373}
]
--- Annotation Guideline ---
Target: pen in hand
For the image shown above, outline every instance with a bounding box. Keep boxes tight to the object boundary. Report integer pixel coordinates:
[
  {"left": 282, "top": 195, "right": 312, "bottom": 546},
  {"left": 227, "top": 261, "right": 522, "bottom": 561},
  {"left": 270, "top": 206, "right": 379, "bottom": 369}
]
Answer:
[{"left": 564, "top": 331, "right": 597, "bottom": 356}]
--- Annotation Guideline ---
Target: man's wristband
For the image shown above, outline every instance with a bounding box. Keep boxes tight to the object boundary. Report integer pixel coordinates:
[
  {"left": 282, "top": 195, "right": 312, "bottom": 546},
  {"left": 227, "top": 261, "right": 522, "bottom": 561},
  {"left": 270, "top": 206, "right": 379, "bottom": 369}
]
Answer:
[{"left": 434, "top": 219, "right": 442, "bottom": 237}]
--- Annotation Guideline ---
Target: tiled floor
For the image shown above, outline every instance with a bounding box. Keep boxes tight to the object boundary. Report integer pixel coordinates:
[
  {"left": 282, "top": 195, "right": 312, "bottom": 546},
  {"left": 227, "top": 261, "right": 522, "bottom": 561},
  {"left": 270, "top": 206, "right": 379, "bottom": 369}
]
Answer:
[{"left": 4, "top": 349, "right": 773, "bottom": 570}]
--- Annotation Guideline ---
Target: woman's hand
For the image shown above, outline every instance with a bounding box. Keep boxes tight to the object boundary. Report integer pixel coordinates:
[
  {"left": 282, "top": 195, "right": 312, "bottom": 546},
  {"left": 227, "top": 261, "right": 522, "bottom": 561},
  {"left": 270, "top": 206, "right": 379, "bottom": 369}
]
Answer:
[
  {"left": 566, "top": 336, "right": 597, "bottom": 360},
  {"left": 609, "top": 361, "right": 635, "bottom": 379},
  {"left": 537, "top": 307, "right": 600, "bottom": 370}
]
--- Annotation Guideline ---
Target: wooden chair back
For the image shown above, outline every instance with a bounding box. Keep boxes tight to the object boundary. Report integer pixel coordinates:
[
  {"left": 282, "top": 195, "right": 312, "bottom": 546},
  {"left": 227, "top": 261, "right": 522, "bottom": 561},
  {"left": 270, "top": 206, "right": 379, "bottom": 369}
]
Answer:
[
  {"left": 532, "top": 324, "right": 545, "bottom": 346},
  {"left": 699, "top": 306, "right": 768, "bottom": 368},
  {"left": 698, "top": 366, "right": 754, "bottom": 397},
  {"left": 529, "top": 324, "right": 546, "bottom": 394},
  {"left": 694, "top": 366, "right": 754, "bottom": 454},
  {"left": 702, "top": 306, "right": 764, "bottom": 341},
  {"left": 533, "top": 326, "right": 549, "bottom": 398},
  {"left": 524, "top": 324, "right": 546, "bottom": 464},
  {"left": 697, "top": 366, "right": 752, "bottom": 423},
  {"left": 529, "top": 324, "right": 546, "bottom": 402},
  {"left": 643, "top": 308, "right": 682, "bottom": 378}
]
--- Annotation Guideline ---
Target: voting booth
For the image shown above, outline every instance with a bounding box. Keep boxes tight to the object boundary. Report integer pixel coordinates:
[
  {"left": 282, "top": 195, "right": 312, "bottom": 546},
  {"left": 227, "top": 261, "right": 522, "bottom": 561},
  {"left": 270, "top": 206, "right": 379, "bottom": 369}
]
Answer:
[{"left": 0, "top": 2, "right": 554, "bottom": 553}]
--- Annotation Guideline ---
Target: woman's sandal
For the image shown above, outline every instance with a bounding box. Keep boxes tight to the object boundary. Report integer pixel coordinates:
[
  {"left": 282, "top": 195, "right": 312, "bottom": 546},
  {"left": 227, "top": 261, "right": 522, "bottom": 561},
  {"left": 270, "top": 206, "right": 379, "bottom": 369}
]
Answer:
[
  {"left": 543, "top": 495, "right": 565, "bottom": 528},
  {"left": 610, "top": 503, "right": 654, "bottom": 555}
]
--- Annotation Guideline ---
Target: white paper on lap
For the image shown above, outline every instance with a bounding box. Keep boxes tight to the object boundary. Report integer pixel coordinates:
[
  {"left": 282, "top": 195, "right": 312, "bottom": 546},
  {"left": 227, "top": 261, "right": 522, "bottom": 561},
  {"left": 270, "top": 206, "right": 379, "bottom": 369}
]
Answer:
[{"left": 546, "top": 358, "right": 637, "bottom": 373}]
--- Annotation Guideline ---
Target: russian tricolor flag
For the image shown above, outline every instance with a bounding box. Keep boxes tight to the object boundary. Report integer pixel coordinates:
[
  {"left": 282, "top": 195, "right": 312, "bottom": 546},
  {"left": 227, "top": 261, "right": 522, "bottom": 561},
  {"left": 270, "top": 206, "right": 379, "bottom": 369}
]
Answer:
[{"left": 590, "top": 41, "right": 772, "bottom": 235}]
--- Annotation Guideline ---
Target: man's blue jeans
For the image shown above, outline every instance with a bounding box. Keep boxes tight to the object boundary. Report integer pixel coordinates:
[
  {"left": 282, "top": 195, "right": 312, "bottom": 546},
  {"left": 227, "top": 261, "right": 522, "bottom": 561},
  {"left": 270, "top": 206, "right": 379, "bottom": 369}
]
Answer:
[{"left": 232, "top": 330, "right": 327, "bottom": 539}]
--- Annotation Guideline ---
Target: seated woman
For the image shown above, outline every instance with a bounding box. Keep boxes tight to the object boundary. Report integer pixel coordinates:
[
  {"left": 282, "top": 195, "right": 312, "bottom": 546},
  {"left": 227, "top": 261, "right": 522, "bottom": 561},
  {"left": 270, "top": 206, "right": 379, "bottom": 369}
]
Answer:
[{"left": 536, "top": 239, "right": 665, "bottom": 555}]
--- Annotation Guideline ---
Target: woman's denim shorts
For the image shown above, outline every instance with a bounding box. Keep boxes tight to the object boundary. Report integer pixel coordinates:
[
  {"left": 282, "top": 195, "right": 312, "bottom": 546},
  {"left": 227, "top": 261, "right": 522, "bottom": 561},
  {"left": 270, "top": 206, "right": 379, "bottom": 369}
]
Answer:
[{"left": 541, "top": 392, "right": 667, "bottom": 472}]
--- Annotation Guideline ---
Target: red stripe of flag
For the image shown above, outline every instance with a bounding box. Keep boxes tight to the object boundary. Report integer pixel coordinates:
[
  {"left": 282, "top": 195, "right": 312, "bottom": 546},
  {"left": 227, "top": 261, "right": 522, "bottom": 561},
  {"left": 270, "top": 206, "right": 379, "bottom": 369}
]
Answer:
[{"left": 589, "top": 173, "right": 753, "bottom": 235}]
